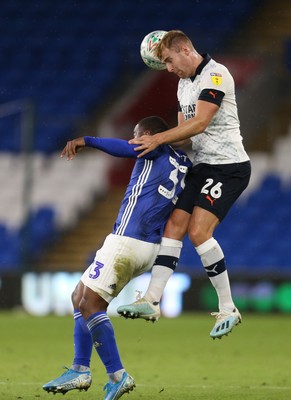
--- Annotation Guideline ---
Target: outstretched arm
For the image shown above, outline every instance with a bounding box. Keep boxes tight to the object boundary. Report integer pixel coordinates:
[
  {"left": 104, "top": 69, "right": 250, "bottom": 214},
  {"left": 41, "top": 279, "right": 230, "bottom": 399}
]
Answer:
[{"left": 61, "top": 136, "right": 145, "bottom": 161}]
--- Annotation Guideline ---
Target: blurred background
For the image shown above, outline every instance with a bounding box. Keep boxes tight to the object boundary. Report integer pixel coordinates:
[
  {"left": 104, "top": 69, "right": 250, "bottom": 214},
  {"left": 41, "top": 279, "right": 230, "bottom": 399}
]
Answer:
[{"left": 0, "top": 0, "right": 291, "bottom": 317}]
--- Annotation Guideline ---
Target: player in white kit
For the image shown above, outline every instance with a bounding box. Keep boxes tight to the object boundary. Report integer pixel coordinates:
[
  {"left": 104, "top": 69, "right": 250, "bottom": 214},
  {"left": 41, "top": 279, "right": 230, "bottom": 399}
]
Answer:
[
  {"left": 118, "top": 30, "right": 251, "bottom": 340},
  {"left": 43, "top": 116, "right": 191, "bottom": 399}
]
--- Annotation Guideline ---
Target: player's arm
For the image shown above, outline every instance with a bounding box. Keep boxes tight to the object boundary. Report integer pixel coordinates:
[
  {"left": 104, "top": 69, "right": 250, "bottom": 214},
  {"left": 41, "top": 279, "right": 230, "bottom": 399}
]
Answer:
[
  {"left": 170, "top": 112, "right": 191, "bottom": 148},
  {"left": 178, "top": 111, "right": 185, "bottom": 126},
  {"left": 61, "top": 136, "right": 156, "bottom": 161},
  {"left": 61, "top": 137, "right": 85, "bottom": 160},
  {"left": 130, "top": 100, "right": 219, "bottom": 158}
]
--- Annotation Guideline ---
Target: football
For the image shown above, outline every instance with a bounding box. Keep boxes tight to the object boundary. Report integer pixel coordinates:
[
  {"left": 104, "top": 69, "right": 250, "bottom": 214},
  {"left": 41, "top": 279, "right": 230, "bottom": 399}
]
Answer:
[{"left": 140, "top": 30, "right": 167, "bottom": 70}]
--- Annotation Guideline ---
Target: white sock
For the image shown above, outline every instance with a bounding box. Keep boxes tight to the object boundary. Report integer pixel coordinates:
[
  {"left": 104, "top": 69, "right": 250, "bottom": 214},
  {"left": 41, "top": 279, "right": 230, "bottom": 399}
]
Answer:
[
  {"left": 195, "top": 238, "right": 235, "bottom": 312},
  {"left": 108, "top": 368, "right": 125, "bottom": 383},
  {"left": 144, "top": 237, "right": 182, "bottom": 303},
  {"left": 71, "top": 364, "right": 90, "bottom": 372},
  {"left": 209, "top": 270, "right": 235, "bottom": 312},
  {"left": 145, "top": 265, "right": 173, "bottom": 303}
]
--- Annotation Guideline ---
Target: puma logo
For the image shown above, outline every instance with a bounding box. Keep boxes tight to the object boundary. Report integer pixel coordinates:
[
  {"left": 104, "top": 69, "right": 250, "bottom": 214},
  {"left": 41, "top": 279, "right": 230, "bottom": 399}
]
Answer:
[
  {"left": 206, "top": 195, "right": 216, "bottom": 206},
  {"left": 209, "top": 90, "right": 217, "bottom": 99},
  {"left": 207, "top": 264, "right": 219, "bottom": 274}
]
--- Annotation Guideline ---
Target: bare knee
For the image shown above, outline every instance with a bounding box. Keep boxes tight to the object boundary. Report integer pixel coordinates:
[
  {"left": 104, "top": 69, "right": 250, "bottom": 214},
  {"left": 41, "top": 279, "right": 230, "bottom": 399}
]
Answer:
[
  {"left": 188, "top": 226, "right": 208, "bottom": 247},
  {"left": 79, "top": 287, "right": 108, "bottom": 320},
  {"left": 188, "top": 208, "right": 219, "bottom": 247},
  {"left": 164, "top": 209, "right": 190, "bottom": 240},
  {"left": 79, "top": 296, "right": 91, "bottom": 320},
  {"left": 71, "top": 281, "right": 84, "bottom": 309}
]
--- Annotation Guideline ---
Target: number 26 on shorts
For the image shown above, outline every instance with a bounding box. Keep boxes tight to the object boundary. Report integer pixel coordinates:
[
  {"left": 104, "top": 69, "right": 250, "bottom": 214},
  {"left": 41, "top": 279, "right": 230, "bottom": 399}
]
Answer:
[{"left": 201, "top": 178, "right": 223, "bottom": 199}]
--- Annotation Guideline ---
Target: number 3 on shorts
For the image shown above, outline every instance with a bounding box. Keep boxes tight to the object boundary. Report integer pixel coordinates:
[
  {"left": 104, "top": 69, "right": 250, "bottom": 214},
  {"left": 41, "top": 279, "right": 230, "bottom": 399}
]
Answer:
[{"left": 89, "top": 261, "right": 104, "bottom": 279}]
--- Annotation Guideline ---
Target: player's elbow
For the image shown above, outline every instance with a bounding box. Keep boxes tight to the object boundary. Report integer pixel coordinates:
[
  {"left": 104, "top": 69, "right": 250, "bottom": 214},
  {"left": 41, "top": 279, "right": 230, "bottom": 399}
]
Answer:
[
  {"left": 195, "top": 118, "right": 209, "bottom": 134},
  {"left": 196, "top": 120, "right": 209, "bottom": 134}
]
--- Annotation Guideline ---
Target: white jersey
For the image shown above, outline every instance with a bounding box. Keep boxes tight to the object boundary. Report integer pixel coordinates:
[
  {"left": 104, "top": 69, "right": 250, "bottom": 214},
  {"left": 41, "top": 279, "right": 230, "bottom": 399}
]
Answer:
[{"left": 177, "top": 54, "right": 249, "bottom": 166}]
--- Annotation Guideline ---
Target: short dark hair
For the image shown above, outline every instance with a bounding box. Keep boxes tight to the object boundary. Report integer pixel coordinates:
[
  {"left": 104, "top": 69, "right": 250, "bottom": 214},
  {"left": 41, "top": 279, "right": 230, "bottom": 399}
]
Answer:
[{"left": 138, "top": 116, "right": 169, "bottom": 135}]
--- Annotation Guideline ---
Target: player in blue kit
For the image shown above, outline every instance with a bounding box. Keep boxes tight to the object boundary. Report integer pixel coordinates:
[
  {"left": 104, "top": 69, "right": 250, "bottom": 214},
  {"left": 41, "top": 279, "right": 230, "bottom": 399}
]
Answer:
[{"left": 42, "top": 116, "right": 191, "bottom": 399}]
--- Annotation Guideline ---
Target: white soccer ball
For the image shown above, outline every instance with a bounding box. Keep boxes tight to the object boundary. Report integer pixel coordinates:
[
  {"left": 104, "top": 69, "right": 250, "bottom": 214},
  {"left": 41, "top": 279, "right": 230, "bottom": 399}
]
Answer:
[{"left": 140, "top": 30, "right": 167, "bottom": 70}]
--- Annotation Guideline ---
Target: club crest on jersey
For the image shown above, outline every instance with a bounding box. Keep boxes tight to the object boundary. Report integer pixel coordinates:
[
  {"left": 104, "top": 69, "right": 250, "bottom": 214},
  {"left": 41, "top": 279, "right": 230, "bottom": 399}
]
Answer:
[{"left": 210, "top": 72, "right": 222, "bottom": 86}]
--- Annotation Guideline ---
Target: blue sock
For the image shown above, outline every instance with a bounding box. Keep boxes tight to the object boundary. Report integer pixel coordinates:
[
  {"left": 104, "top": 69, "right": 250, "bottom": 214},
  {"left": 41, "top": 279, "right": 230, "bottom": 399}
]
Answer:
[
  {"left": 73, "top": 310, "right": 93, "bottom": 368},
  {"left": 86, "top": 311, "right": 123, "bottom": 374}
]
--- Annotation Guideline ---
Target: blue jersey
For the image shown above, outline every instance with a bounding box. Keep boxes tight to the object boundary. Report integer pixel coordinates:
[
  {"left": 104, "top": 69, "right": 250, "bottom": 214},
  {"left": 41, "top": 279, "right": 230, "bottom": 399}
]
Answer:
[{"left": 84, "top": 136, "right": 192, "bottom": 243}]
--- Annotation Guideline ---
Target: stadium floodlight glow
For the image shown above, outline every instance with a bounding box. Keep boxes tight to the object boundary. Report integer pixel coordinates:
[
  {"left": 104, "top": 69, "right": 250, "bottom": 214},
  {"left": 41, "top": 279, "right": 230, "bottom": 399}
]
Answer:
[{"left": 21, "top": 272, "right": 191, "bottom": 317}]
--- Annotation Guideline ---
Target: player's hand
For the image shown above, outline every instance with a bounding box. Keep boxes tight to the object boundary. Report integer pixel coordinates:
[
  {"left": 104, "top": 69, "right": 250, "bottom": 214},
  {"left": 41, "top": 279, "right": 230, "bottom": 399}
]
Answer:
[
  {"left": 61, "top": 137, "right": 86, "bottom": 160},
  {"left": 128, "top": 135, "right": 159, "bottom": 158}
]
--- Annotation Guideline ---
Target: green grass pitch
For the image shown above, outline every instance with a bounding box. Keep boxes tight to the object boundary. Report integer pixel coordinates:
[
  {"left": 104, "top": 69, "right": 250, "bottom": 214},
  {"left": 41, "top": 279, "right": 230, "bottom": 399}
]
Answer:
[{"left": 1, "top": 311, "right": 291, "bottom": 400}]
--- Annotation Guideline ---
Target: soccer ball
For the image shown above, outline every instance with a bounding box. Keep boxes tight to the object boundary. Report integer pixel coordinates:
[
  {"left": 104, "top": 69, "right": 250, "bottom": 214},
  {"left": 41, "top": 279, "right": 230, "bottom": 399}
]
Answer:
[{"left": 140, "top": 30, "right": 167, "bottom": 70}]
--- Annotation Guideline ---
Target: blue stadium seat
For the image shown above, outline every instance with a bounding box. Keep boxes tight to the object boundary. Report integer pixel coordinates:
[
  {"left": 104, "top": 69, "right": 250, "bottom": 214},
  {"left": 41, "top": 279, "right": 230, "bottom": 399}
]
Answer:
[
  {"left": 1, "top": 0, "right": 274, "bottom": 274},
  {"left": 0, "top": 228, "right": 21, "bottom": 272},
  {"left": 24, "top": 207, "right": 57, "bottom": 257},
  {"left": 0, "top": 0, "right": 263, "bottom": 153},
  {"left": 179, "top": 170, "right": 291, "bottom": 278}
]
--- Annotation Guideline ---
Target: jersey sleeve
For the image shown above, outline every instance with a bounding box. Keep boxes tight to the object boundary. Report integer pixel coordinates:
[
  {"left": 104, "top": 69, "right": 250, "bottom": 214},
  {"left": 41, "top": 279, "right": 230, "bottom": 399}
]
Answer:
[
  {"left": 199, "top": 64, "right": 230, "bottom": 95},
  {"left": 84, "top": 136, "right": 161, "bottom": 159},
  {"left": 198, "top": 88, "right": 224, "bottom": 106},
  {"left": 84, "top": 136, "right": 139, "bottom": 158}
]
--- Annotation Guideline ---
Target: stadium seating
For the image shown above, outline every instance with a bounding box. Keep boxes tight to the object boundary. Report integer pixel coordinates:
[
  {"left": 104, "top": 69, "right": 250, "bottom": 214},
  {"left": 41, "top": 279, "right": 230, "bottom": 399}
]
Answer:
[
  {"left": 2, "top": 134, "right": 291, "bottom": 275},
  {"left": 1, "top": 0, "right": 283, "bottom": 273},
  {"left": 0, "top": 0, "right": 262, "bottom": 153},
  {"left": 0, "top": 150, "right": 111, "bottom": 272},
  {"left": 179, "top": 149, "right": 291, "bottom": 278}
]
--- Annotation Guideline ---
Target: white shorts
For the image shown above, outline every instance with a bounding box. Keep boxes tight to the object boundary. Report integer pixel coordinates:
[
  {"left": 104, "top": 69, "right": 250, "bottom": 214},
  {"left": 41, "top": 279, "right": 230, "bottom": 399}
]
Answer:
[{"left": 81, "top": 233, "right": 160, "bottom": 303}]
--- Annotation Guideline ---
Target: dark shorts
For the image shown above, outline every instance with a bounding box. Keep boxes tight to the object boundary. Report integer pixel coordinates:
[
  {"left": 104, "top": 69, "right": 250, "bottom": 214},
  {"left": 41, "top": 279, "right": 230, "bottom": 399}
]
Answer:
[{"left": 175, "top": 161, "right": 251, "bottom": 221}]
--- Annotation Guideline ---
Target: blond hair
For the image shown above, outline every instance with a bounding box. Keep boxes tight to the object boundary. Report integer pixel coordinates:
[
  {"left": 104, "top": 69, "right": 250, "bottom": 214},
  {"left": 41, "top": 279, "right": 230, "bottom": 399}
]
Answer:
[{"left": 154, "top": 30, "right": 194, "bottom": 60}]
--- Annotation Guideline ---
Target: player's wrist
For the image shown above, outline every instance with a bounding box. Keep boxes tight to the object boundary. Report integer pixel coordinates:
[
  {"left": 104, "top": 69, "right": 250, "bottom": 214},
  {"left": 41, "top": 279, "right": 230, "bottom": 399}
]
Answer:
[
  {"left": 154, "top": 132, "right": 164, "bottom": 146},
  {"left": 84, "top": 136, "right": 95, "bottom": 147}
]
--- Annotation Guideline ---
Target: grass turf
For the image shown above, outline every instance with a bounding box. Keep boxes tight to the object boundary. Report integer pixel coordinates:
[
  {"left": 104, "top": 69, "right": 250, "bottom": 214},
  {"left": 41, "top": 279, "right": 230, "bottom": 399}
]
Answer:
[{"left": 0, "top": 311, "right": 291, "bottom": 399}]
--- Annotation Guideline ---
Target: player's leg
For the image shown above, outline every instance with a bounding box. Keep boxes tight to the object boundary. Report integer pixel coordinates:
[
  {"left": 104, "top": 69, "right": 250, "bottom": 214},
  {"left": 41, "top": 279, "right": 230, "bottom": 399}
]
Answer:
[
  {"left": 79, "top": 285, "right": 135, "bottom": 400},
  {"left": 117, "top": 168, "right": 198, "bottom": 321},
  {"left": 188, "top": 206, "right": 241, "bottom": 339},
  {"left": 117, "top": 237, "right": 183, "bottom": 321},
  {"left": 191, "top": 162, "right": 250, "bottom": 338},
  {"left": 117, "top": 209, "right": 189, "bottom": 321},
  {"left": 42, "top": 281, "right": 92, "bottom": 394},
  {"left": 145, "top": 209, "right": 189, "bottom": 303},
  {"left": 189, "top": 206, "right": 235, "bottom": 310},
  {"left": 71, "top": 281, "right": 93, "bottom": 370},
  {"left": 78, "top": 234, "right": 156, "bottom": 398}
]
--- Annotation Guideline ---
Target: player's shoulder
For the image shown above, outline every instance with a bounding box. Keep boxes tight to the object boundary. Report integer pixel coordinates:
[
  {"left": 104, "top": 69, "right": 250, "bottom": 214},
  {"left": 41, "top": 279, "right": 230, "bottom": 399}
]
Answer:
[
  {"left": 154, "top": 144, "right": 187, "bottom": 159},
  {"left": 203, "top": 58, "right": 231, "bottom": 77},
  {"left": 143, "top": 144, "right": 190, "bottom": 165},
  {"left": 201, "top": 57, "right": 234, "bottom": 89},
  {"left": 167, "top": 145, "right": 192, "bottom": 166}
]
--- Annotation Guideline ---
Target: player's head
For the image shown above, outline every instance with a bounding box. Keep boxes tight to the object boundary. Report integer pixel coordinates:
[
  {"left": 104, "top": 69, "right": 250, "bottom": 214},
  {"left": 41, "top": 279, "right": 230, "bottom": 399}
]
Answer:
[
  {"left": 133, "top": 116, "right": 169, "bottom": 138},
  {"left": 153, "top": 30, "right": 199, "bottom": 78},
  {"left": 154, "top": 30, "right": 193, "bottom": 59}
]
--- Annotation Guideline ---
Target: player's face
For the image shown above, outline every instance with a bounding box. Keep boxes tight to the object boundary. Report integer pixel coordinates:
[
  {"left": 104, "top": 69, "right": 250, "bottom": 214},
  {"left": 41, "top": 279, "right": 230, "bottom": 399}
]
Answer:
[
  {"left": 162, "top": 46, "right": 195, "bottom": 78},
  {"left": 133, "top": 123, "right": 149, "bottom": 138}
]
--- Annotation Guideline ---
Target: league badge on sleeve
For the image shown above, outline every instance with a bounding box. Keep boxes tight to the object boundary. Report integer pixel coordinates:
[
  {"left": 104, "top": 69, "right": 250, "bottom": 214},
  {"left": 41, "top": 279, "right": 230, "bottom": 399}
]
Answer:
[{"left": 210, "top": 72, "right": 222, "bottom": 86}]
